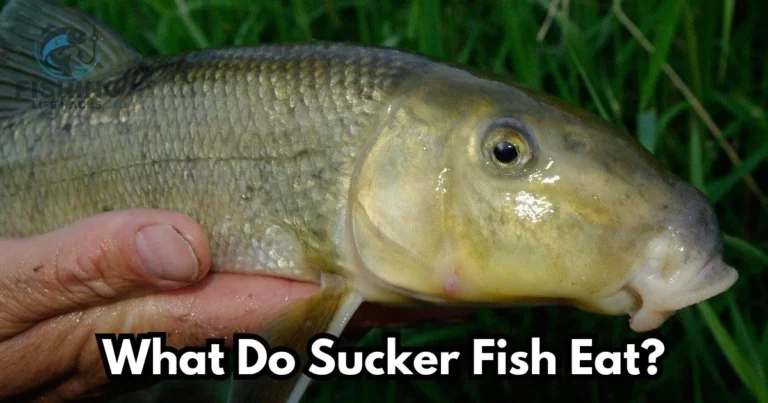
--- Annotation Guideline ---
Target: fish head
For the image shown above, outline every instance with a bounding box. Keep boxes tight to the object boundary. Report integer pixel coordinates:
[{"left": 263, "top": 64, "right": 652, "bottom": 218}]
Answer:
[{"left": 349, "top": 64, "right": 737, "bottom": 331}]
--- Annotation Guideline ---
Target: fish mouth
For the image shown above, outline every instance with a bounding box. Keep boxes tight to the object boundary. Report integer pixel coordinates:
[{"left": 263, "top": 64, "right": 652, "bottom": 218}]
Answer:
[
  {"left": 625, "top": 255, "right": 737, "bottom": 331},
  {"left": 592, "top": 236, "right": 738, "bottom": 332}
]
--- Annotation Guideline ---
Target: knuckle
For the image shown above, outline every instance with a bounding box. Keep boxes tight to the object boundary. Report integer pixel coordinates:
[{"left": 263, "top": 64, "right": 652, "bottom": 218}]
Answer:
[{"left": 52, "top": 240, "right": 120, "bottom": 301}]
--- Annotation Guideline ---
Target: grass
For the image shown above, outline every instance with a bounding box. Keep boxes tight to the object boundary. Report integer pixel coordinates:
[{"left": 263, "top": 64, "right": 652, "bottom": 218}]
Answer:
[{"left": 4, "top": 0, "right": 767, "bottom": 401}]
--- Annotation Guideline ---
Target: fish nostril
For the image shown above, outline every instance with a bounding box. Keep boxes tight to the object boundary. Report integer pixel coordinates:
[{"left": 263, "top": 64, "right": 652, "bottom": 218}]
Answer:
[
  {"left": 682, "top": 199, "right": 723, "bottom": 255},
  {"left": 668, "top": 182, "right": 719, "bottom": 233},
  {"left": 704, "top": 207, "right": 717, "bottom": 231},
  {"left": 701, "top": 213, "right": 711, "bottom": 233},
  {"left": 660, "top": 184, "right": 723, "bottom": 256},
  {"left": 694, "top": 199, "right": 719, "bottom": 231}
]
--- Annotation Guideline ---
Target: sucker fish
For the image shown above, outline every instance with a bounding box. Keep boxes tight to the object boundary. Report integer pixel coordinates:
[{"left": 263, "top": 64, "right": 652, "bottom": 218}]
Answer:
[{"left": 0, "top": 0, "right": 738, "bottom": 401}]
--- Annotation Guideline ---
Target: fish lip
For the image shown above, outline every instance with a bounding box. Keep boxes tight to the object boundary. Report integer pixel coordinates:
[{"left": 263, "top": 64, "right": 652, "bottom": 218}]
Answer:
[{"left": 624, "top": 254, "right": 738, "bottom": 332}]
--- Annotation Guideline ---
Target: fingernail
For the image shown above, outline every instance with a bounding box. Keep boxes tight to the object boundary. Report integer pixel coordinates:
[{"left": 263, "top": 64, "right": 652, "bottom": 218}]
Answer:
[{"left": 136, "top": 225, "right": 199, "bottom": 282}]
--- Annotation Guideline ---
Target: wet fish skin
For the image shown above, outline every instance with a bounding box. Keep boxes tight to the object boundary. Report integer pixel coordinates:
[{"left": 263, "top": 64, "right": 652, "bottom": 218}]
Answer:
[
  {"left": 1, "top": 44, "right": 426, "bottom": 285},
  {"left": 345, "top": 64, "right": 736, "bottom": 328}
]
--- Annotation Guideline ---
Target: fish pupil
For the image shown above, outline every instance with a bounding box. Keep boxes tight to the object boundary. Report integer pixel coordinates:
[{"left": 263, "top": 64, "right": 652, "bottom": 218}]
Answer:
[{"left": 493, "top": 140, "right": 519, "bottom": 164}]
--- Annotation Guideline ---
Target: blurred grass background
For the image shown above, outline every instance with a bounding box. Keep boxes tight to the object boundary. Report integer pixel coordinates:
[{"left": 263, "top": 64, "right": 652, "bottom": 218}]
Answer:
[{"left": 4, "top": 0, "right": 766, "bottom": 401}]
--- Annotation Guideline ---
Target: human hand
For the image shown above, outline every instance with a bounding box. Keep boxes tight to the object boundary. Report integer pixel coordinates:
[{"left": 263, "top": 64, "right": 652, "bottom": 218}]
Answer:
[{"left": 0, "top": 209, "right": 318, "bottom": 401}]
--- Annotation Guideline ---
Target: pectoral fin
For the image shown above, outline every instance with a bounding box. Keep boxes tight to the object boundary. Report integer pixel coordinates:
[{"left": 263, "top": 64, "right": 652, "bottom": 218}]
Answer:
[{"left": 227, "top": 275, "right": 364, "bottom": 403}]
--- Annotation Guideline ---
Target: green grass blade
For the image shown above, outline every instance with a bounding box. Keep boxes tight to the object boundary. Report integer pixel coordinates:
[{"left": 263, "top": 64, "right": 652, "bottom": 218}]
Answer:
[
  {"left": 292, "top": 0, "right": 313, "bottom": 40},
  {"left": 174, "top": 0, "right": 210, "bottom": 49},
  {"left": 717, "top": 0, "right": 735, "bottom": 82},
  {"left": 563, "top": 26, "right": 610, "bottom": 121},
  {"left": 711, "top": 92, "right": 768, "bottom": 130},
  {"left": 726, "top": 294, "right": 767, "bottom": 388},
  {"left": 637, "top": 109, "right": 658, "bottom": 153},
  {"left": 707, "top": 140, "right": 768, "bottom": 204},
  {"left": 455, "top": 22, "right": 480, "bottom": 64},
  {"left": 723, "top": 234, "right": 768, "bottom": 267},
  {"left": 682, "top": 3, "right": 702, "bottom": 97},
  {"left": 698, "top": 302, "right": 768, "bottom": 403},
  {"left": 416, "top": 0, "right": 444, "bottom": 59},
  {"left": 498, "top": 0, "right": 541, "bottom": 87},
  {"left": 533, "top": 0, "right": 610, "bottom": 120},
  {"left": 692, "top": 354, "right": 703, "bottom": 403},
  {"left": 658, "top": 102, "right": 690, "bottom": 132},
  {"left": 689, "top": 117, "right": 704, "bottom": 190},
  {"left": 680, "top": 309, "right": 730, "bottom": 393},
  {"left": 640, "top": 0, "right": 685, "bottom": 108},
  {"left": 353, "top": 0, "right": 371, "bottom": 44}
]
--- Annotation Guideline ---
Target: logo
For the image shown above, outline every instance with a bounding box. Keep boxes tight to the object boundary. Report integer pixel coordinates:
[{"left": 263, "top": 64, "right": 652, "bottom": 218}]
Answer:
[{"left": 34, "top": 23, "right": 100, "bottom": 80}]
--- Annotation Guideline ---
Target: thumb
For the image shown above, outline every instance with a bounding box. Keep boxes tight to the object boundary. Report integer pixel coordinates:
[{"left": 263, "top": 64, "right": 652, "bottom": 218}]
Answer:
[{"left": 0, "top": 209, "right": 211, "bottom": 338}]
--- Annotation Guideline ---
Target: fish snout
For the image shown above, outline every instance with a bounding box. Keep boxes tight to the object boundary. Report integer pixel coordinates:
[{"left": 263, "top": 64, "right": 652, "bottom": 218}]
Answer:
[
  {"left": 587, "top": 185, "right": 737, "bottom": 332},
  {"left": 675, "top": 185, "right": 721, "bottom": 246},
  {"left": 660, "top": 183, "right": 725, "bottom": 264},
  {"left": 621, "top": 191, "right": 737, "bottom": 331},
  {"left": 688, "top": 191, "right": 724, "bottom": 252}
]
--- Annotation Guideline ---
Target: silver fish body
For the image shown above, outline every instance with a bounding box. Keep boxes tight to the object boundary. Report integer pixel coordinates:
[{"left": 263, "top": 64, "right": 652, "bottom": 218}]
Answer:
[{"left": 1, "top": 44, "right": 426, "bottom": 288}]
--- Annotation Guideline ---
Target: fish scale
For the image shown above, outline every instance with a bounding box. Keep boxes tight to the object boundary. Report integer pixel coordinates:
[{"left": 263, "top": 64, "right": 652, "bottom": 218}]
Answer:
[{"left": 0, "top": 44, "right": 425, "bottom": 281}]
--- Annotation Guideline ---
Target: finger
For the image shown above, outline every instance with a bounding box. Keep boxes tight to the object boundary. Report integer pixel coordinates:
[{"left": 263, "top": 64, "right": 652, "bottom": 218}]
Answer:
[
  {"left": 0, "top": 274, "right": 318, "bottom": 400},
  {"left": 0, "top": 209, "right": 211, "bottom": 338}
]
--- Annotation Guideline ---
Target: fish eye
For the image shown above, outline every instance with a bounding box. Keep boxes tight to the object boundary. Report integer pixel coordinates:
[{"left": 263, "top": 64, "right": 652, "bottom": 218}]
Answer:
[
  {"left": 492, "top": 140, "right": 519, "bottom": 164},
  {"left": 483, "top": 118, "right": 534, "bottom": 169}
]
